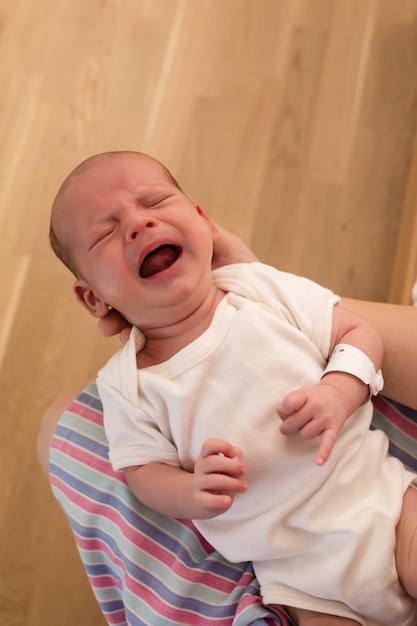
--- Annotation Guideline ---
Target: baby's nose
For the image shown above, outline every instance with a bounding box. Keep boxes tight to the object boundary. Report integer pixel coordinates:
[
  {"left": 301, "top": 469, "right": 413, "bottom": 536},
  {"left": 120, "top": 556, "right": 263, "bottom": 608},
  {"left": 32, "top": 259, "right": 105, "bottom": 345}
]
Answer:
[{"left": 126, "top": 214, "right": 157, "bottom": 240}]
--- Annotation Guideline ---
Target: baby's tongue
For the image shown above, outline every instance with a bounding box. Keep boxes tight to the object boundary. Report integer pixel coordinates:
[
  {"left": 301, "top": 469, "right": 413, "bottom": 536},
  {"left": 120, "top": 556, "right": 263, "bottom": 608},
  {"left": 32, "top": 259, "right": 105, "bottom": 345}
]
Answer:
[{"left": 140, "top": 245, "right": 179, "bottom": 278}]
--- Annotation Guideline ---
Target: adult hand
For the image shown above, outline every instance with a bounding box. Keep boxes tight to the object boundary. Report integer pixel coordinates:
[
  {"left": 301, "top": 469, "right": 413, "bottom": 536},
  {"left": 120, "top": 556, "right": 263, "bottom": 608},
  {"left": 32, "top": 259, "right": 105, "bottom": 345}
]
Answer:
[
  {"left": 211, "top": 224, "right": 258, "bottom": 269},
  {"left": 97, "top": 309, "right": 131, "bottom": 344}
]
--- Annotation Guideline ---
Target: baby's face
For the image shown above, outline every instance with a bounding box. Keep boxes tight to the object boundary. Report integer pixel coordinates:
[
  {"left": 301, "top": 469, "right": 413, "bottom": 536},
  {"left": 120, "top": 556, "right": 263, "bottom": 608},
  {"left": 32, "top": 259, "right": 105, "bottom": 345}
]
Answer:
[{"left": 55, "top": 153, "right": 217, "bottom": 330}]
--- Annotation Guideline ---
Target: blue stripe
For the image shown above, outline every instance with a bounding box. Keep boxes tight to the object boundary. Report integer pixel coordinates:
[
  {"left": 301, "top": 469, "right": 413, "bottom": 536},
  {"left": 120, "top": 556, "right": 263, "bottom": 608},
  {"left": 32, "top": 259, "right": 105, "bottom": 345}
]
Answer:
[
  {"left": 369, "top": 424, "right": 417, "bottom": 473},
  {"left": 51, "top": 460, "right": 248, "bottom": 582},
  {"left": 54, "top": 424, "right": 109, "bottom": 459},
  {"left": 387, "top": 439, "right": 417, "bottom": 473},
  {"left": 50, "top": 385, "right": 286, "bottom": 626},
  {"left": 76, "top": 388, "right": 104, "bottom": 411},
  {"left": 389, "top": 399, "right": 417, "bottom": 423},
  {"left": 94, "top": 597, "right": 125, "bottom": 613},
  {"left": 53, "top": 478, "right": 264, "bottom": 620}
]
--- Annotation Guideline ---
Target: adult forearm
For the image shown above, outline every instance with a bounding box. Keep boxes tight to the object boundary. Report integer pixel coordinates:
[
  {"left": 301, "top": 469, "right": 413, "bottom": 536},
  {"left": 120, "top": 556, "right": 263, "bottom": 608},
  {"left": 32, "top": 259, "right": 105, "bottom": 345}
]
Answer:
[{"left": 340, "top": 298, "right": 417, "bottom": 409}]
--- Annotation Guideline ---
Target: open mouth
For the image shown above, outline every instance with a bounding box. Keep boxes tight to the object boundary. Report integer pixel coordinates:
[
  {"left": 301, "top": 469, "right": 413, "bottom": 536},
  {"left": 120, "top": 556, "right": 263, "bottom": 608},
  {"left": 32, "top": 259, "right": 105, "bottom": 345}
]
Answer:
[{"left": 139, "top": 244, "right": 182, "bottom": 278}]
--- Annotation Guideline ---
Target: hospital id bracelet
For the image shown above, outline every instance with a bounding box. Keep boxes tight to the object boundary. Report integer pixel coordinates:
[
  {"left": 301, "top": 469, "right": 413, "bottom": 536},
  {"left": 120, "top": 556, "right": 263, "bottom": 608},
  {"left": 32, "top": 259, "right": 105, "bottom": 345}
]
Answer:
[{"left": 321, "top": 343, "right": 384, "bottom": 397}]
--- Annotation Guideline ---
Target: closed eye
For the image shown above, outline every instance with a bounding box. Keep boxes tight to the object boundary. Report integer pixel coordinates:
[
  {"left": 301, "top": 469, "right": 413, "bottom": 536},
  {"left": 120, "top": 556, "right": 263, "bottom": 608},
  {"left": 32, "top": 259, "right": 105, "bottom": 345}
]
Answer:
[
  {"left": 145, "top": 193, "right": 175, "bottom": 208},
  {"left": 89, "top": 227, "right": 115, "bottom": 250}
]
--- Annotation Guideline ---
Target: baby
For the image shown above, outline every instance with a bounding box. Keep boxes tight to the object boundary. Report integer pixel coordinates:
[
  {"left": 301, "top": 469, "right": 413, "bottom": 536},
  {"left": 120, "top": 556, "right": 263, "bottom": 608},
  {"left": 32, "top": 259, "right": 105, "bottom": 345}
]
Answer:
[{"left": 50, "top": 150, "right": 417, "bottom": 626}]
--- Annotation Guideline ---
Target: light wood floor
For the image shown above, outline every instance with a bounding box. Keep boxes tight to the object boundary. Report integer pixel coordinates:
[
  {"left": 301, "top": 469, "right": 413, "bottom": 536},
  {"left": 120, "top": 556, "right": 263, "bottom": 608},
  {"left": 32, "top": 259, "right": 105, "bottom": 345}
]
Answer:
[{"left": 1, "top": 1, "right": 417, "bottom": 624}]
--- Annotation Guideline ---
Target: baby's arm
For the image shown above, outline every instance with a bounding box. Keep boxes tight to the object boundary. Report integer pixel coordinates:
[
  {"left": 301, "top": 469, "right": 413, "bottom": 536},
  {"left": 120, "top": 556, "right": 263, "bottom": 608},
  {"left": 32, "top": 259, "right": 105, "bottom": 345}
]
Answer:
[
  {"left": 124, "top": 438, "right": 247, "bottom": 520},
  {"left": 278, "top": 305, "right": 384, "bottom": 466}
]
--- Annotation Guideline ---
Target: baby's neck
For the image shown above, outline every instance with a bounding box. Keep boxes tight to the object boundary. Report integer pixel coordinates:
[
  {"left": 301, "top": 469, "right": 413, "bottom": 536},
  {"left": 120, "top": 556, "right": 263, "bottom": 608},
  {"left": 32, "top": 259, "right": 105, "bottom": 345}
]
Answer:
[{"left": 136, "top": 287, "right": 225, "bottom": 368}]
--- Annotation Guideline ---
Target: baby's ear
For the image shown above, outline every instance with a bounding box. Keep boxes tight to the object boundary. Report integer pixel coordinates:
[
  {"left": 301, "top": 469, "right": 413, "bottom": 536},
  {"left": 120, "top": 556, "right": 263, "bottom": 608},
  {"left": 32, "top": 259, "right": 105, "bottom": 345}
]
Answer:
[
  {"left": 195, "top": 204, "right": 218, "bottom": 240},
  {"left": 73, "top": 279, "right": 110, "bottom": 318}
]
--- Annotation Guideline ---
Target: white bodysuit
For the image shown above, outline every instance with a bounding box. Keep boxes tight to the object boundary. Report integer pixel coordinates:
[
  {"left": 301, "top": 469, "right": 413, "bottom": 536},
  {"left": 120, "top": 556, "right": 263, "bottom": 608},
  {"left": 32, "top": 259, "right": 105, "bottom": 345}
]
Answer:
[{"left": 98, "top": 263, "right": 417, "bottom": 626}]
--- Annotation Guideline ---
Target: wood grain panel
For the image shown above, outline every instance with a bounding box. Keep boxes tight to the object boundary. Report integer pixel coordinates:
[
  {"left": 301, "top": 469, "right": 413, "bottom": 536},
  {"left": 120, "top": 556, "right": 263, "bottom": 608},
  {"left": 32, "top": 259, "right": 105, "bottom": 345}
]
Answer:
[
  {"left": 389, "top": 136, "right": 417, "bottom": 303},
  {"left": 1, "top": 1, "right": 417, "bottom": 623}
]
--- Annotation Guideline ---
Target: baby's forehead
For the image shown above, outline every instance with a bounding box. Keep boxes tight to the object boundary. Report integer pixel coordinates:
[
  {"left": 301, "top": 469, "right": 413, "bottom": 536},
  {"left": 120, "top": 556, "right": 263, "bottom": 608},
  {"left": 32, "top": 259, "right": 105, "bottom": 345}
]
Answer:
[
  {"left": 60, "top": 162, "right": 167, "bottom": 214},
  {"left": 72, "top": 155, "right": 172, "bottom": 195},
  {"left": 54, "top": 153, "right": 178, "bottom": 229}
]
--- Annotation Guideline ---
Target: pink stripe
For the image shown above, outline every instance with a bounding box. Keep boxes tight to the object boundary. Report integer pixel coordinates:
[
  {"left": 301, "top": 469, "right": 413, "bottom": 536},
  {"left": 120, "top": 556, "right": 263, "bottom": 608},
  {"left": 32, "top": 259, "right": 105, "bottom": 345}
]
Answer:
[
  {"left": 67, "top": 399, "right": 104, "bottom": 425},
  {"left": 123, "top": 577, "right": 233, "bottom": 626},
  {"left": 51, "top": 437, "right": 121, "bottom": 479},
  {"left": 104, "top": 610, "right": 127, "bottom": 625},
  {"left": 237, "top": 592, "right": 288, "bottom": 625},
  {"left": 180, "top": 517, "right": 216, "bottom": 553},
  {"left": 373, "top": 397, "right": 417, "bottom": 438},
  {"left": 53, "top": 396, "right": 285, "bottom": 625},
  {"left": 51, "top": 474, "right": 237, "bottom": 593},
  {"left": 74, "top": 531, "right": 234, "bottom": 625},
  {"left": 88, "top": 574, "right": 122, "bottom": 589},
  {"left": 52, "top": 444, "right": 244, "bottom": 593},
  {"left": 79, "top": 525, "right": 237, "bottom": 594}
]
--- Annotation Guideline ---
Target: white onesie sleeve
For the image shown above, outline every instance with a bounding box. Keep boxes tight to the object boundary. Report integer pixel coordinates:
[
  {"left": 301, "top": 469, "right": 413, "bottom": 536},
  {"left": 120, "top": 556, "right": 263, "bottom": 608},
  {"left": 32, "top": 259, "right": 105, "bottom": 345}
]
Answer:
[
  {"left": 213, "top": 262, "right": 340, "bottom": 359},
  {"left": 97, "top": 328, "right": 180, "bottom": 472}
]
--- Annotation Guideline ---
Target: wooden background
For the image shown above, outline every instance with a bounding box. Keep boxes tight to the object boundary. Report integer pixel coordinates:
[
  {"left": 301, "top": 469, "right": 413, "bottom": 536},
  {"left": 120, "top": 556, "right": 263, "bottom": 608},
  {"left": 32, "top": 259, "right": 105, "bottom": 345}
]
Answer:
[{"left": 1, "top": 1, "right": 417, "bottom": 624}]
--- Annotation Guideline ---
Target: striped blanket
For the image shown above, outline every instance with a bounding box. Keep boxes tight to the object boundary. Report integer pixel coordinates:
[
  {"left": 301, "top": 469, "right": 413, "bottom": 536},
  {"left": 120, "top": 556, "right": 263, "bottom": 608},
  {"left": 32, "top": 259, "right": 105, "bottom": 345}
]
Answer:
[{"left": 49, "top": 383, "right": 417, "bottom": 626}]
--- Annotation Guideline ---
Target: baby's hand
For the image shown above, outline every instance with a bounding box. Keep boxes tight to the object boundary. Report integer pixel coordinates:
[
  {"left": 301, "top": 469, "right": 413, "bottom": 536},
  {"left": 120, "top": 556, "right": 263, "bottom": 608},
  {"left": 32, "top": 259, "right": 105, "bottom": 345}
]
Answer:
[
  {"left": 277, "top": 386, "right": 349, "bottom": 466},
  {"left": 193, "top": 438, "right": 247, "bottom": 518}
]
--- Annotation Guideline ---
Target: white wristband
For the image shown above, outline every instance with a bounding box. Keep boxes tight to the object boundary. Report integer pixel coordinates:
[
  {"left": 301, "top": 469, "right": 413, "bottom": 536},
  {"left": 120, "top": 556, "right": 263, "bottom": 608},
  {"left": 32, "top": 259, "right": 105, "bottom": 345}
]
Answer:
[{"left": 322, "top": 344, "right": 384, "bottom": 397}]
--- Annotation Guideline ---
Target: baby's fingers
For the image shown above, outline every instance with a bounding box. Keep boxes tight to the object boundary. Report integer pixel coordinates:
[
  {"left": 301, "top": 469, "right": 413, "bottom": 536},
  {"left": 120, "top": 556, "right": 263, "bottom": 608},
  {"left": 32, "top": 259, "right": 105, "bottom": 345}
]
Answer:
[
  {"left": 277, "top": 389, "right": 307, "bottom": 419},
  {"left": 201, "top": 438, "right": 243, "bottom": 462},
  {"left": 195, "top": 474, "right": 247, "bottom": 517},
  {"left": 278, "top": 396, "right": 312, "bottom": 436},
  {"left": 200, "top": 473, "right": 247, "bottom": 495},
  {"left": 315, "top": 430, "right": 337, "bottom": 466},
  {"left": 197, "top": 491, "right": 233, "bottom": 516},
  {"left": 199, "top": 452, "right": 246, "bottom": 479}
]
